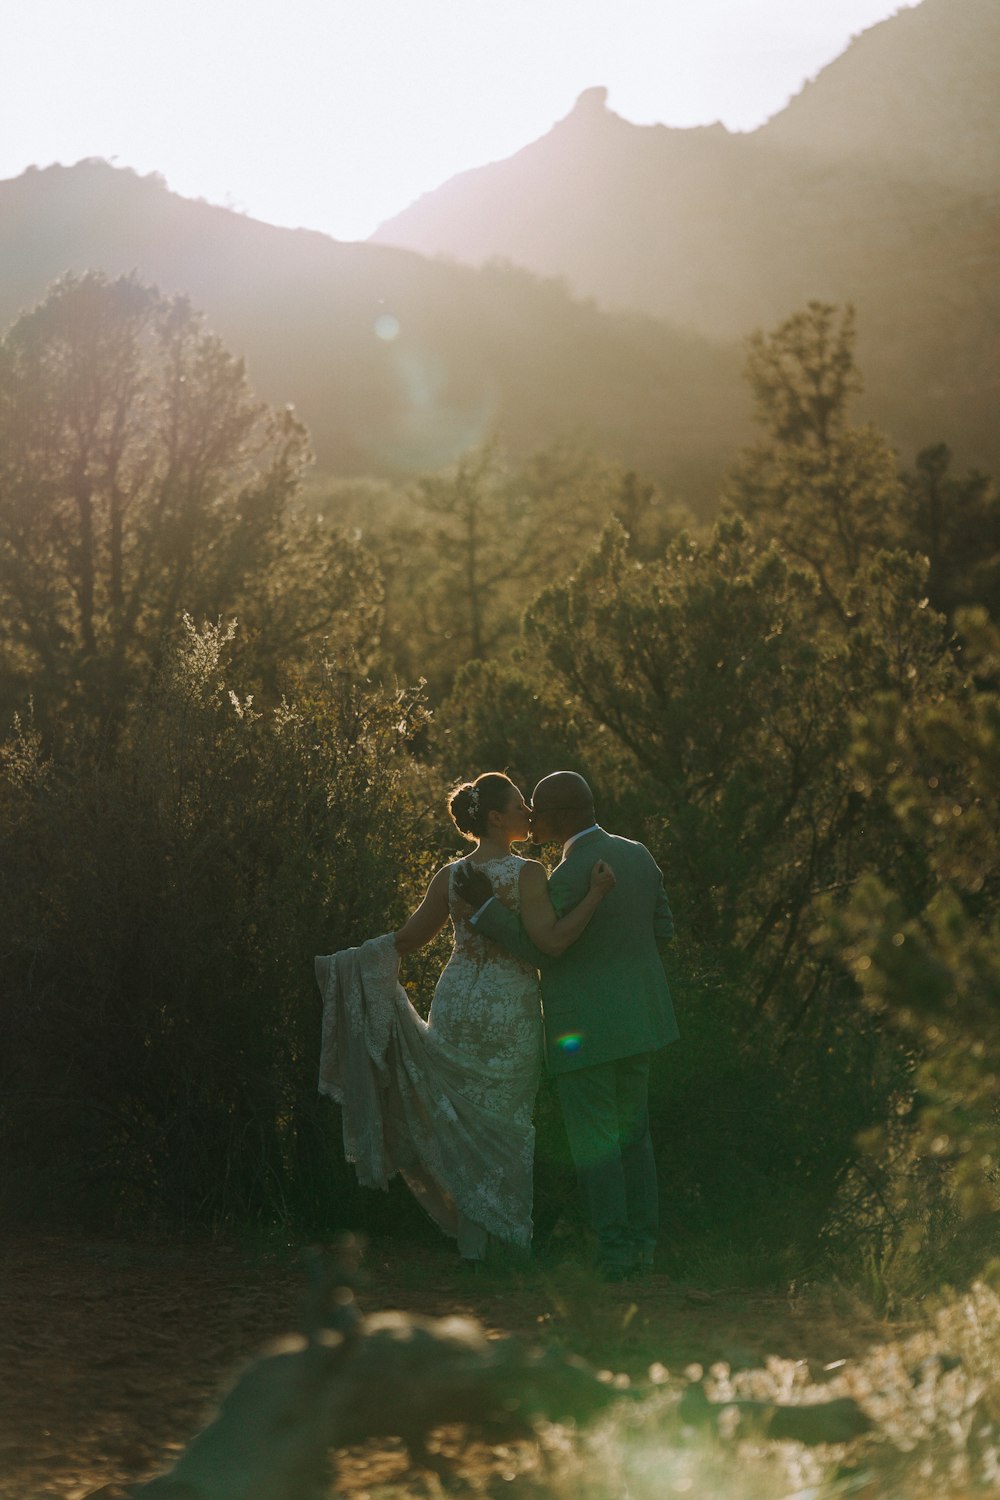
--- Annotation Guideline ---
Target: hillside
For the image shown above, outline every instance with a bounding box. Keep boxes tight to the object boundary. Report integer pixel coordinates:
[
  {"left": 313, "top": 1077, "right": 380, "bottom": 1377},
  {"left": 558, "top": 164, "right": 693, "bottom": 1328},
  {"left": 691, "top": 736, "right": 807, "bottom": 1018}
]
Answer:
[
  {"left": 759, "top": 0, "right": 1000, "bottom": 189},
  {"left": 0, "top": 160, "right": 749, "bottom": 506},
  {"left": 372, "top": 0, "right": 1000, "bottom": 473},
  {"left": 3, "top": 0, "right": 997, "bottom": 495}
]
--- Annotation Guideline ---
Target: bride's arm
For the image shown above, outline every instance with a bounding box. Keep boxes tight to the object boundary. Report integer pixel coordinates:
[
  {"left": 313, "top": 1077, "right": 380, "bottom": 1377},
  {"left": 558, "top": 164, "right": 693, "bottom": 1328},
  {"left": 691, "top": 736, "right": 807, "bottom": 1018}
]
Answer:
[
  {"left": 393, "top": 866, "right": 451, "bottom": 956},
  {"left": 518, "top": 859, "right": 615, "bottom": 958}
]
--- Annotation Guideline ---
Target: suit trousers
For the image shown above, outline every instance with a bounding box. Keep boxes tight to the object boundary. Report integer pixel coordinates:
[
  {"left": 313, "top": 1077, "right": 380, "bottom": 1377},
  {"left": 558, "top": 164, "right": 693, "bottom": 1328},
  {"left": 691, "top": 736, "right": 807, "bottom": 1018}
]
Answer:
[{"left": 555, "top": 1053, "right": 658, "bottom": 1272}]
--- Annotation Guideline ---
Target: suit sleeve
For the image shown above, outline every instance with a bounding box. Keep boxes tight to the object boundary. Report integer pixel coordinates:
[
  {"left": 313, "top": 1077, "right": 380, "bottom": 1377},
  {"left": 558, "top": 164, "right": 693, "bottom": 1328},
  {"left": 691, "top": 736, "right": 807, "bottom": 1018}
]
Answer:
[
  {"left": 473, "top": 898, "right": 549, "bottom": 967},
  {"left": 546, "top": 863, "right": 581, "bottom": 919}
]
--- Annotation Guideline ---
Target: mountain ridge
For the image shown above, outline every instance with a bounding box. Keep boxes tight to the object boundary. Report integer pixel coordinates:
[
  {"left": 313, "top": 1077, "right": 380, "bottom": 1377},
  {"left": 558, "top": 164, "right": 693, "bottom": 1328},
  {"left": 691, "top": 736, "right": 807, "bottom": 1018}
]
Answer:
[
  {"left": 3, "top": 0, "right": 997, "bottom": 493},
  {"left": 758, "top": 0, "right": 1000, "bottom": 189},
  {"left": 369, "top": 0, "right": 1000, "bottom": 473},
  {"left": 0, "top": 159, "right": 751, "bottom": 502}
]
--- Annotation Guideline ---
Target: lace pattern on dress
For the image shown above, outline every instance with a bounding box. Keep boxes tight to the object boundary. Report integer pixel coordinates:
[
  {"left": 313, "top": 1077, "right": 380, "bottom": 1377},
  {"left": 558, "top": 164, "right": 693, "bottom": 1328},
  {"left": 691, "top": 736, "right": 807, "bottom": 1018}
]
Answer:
[{"left": 316, "top": 855, "right": 543, "bottom": 1248}]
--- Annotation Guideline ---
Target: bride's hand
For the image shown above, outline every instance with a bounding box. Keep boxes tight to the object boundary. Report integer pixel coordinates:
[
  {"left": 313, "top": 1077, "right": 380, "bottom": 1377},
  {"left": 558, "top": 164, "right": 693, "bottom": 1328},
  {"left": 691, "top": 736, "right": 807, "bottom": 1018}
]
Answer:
[{"left": 589, "top": 859, "right": 616, "bottom": 896}]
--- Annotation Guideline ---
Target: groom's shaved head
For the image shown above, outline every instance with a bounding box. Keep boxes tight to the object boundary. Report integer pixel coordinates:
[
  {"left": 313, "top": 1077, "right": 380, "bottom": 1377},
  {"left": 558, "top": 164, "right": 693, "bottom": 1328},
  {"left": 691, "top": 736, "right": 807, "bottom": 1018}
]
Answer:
[
  {"left": 531, "top": 771, "right": 594, "bottom": 814},
  {"left": 529, "top": 772, "right": 595, "bottom": 846}
]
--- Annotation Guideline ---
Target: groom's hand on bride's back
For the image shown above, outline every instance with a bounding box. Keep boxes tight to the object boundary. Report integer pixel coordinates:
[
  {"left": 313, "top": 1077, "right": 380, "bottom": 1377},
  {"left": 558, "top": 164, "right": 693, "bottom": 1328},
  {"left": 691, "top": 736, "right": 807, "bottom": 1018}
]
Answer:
[{"left": 453, "top": 861, "right": 494, "bottom": 909}]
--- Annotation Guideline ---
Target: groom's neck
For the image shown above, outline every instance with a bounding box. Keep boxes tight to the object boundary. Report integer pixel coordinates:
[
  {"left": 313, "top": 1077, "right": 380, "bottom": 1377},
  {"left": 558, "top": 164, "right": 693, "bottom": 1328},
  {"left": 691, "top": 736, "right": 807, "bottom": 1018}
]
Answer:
[{"left": 561, "top": 812, "right": 596, "bottom": 842}]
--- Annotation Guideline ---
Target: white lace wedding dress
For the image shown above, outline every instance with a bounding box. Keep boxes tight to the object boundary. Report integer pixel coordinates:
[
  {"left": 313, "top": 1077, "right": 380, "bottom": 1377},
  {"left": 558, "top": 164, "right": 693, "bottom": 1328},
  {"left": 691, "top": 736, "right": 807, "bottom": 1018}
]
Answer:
[{"left": 316, "top": 854, "right": 543, "bottom": 1251}]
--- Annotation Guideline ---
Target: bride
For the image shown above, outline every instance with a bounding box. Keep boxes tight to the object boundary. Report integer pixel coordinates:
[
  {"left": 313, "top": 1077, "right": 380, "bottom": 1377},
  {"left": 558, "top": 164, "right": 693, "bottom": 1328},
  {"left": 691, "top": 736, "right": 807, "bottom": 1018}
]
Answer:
[{"left": 316, "top": 771, "right": 614, "bottom": 1261}]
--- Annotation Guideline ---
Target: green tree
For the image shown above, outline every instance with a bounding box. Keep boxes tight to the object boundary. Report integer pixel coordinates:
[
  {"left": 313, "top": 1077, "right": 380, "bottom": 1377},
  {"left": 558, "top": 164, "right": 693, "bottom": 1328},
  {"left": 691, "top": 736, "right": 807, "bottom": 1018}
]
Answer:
[
  {"left": 0, "top": 619, "right": 428, "bottom": 1229},
  {"left": 523, "top": 521, "right": 952, "bottom": 981},
  {"left": 0, "top": 271, "right": 379, "bottom": 732},
  {"left": 819, "top": 607, "right": 1000, "bottom": 1266},
  {"left": 432, "top": 651, "right": 597, "bottom": 795},
  {"left": 364, "top": 441, "right": 629, "bottom": 696},
  {"left": 901, "top": 444, "right": 1000, "bottom": 620},
  {"left": 726, "top": 302, "right": 905, "bottom": 618}
]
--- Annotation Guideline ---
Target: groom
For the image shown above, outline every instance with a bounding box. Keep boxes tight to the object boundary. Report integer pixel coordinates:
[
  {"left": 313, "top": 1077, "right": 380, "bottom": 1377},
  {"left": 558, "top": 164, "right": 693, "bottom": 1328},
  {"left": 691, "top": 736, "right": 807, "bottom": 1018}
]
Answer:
[{"left": 455, "top": 771, "right": 677, "bottom": 1280}]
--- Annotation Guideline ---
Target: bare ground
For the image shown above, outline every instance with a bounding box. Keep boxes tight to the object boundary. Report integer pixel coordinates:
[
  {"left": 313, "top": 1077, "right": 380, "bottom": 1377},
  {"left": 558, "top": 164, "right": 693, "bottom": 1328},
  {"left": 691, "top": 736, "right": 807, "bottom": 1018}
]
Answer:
[{"left": 0, "top": 1231, "right": 916, "bottom": 1499}]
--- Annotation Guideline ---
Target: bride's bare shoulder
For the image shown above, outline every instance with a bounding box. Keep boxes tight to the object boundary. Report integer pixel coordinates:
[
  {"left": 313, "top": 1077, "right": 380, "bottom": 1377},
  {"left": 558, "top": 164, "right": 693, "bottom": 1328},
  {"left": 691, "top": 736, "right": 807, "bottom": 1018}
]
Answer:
[{"left": 518, "top": 858, "right": 548, "bottom": 885}]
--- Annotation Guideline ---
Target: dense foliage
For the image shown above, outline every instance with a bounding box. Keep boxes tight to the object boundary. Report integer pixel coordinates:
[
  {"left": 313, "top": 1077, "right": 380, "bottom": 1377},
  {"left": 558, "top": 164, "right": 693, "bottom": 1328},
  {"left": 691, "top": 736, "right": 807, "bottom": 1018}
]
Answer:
[
  {"left": 0, "top": 271, "right": 379, "bottom": 737},
  {"left": 2, "top": 279, "right": 997, "bottom": 1290}
]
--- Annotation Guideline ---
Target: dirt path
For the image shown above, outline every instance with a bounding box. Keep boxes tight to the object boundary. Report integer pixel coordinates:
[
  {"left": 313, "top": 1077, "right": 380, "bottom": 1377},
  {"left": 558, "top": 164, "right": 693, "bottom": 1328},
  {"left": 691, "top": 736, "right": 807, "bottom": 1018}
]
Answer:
[{"left": 0, "top": 1234, "right": 903, "bottom": 1499}]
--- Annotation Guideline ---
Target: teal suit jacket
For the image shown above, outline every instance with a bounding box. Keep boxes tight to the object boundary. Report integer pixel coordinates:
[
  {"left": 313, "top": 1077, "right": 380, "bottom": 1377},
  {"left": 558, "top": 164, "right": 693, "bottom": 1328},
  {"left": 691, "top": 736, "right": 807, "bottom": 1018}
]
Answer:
[{"left": 474, "top": 828, "right": 678, "bottom": 1075}]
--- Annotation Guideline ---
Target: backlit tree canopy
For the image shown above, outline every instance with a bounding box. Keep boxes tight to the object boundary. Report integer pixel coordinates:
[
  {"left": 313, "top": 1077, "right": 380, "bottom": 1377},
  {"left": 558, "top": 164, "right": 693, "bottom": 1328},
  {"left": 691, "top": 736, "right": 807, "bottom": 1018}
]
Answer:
[{"left": 0, "top": 271, "right": 379, "bottom": 731}]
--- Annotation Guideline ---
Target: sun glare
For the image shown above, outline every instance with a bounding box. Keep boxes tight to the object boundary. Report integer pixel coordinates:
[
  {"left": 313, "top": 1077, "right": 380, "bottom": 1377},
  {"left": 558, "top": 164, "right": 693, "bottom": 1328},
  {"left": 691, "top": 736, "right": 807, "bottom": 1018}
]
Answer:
[{"left": 4, "top": 0, "right": 913, "bottom": 239}]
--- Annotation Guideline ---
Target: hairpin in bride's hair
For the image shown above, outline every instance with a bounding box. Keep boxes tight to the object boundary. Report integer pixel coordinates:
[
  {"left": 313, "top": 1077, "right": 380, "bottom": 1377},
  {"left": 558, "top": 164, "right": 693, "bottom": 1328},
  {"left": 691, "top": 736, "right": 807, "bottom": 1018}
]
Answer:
[{"left": 466, "top": 785, "right": 481, "bottom": 818}]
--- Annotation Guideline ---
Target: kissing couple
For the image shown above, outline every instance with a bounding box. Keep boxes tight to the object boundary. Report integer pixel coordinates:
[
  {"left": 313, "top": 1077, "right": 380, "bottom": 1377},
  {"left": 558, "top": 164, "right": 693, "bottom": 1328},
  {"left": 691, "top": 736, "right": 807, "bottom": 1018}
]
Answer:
[{"left": 316, "top": 769, "right": 677, "bottom": 1281}]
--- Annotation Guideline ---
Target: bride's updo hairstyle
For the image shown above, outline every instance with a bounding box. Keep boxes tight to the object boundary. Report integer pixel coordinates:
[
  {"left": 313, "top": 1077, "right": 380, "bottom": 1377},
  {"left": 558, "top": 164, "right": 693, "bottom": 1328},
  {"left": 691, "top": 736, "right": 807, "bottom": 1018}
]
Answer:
[{"left": 448, "top": 773, "right": 516, "bottom": 842}]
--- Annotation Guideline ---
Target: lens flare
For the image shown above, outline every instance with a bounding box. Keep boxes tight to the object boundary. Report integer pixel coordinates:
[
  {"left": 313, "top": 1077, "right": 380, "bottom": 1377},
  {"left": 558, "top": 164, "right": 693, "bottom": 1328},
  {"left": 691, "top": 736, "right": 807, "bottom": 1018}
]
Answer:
[
  {"left": 361, "top": 342, "right": 498, "bottom": 470},
  {"left": 556, "top": 1032, "right": 583, "bottom": 1053},
  {"left": 374, "top": 313, "right": 400, "bottom": 341}
]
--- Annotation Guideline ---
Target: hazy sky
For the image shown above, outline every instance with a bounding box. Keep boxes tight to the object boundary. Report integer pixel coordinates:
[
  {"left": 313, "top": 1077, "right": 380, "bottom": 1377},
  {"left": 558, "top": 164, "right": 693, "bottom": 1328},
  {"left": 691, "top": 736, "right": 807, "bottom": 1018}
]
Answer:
[{"left": 5, "top": 0, "right": 912, "bottom": 241}]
